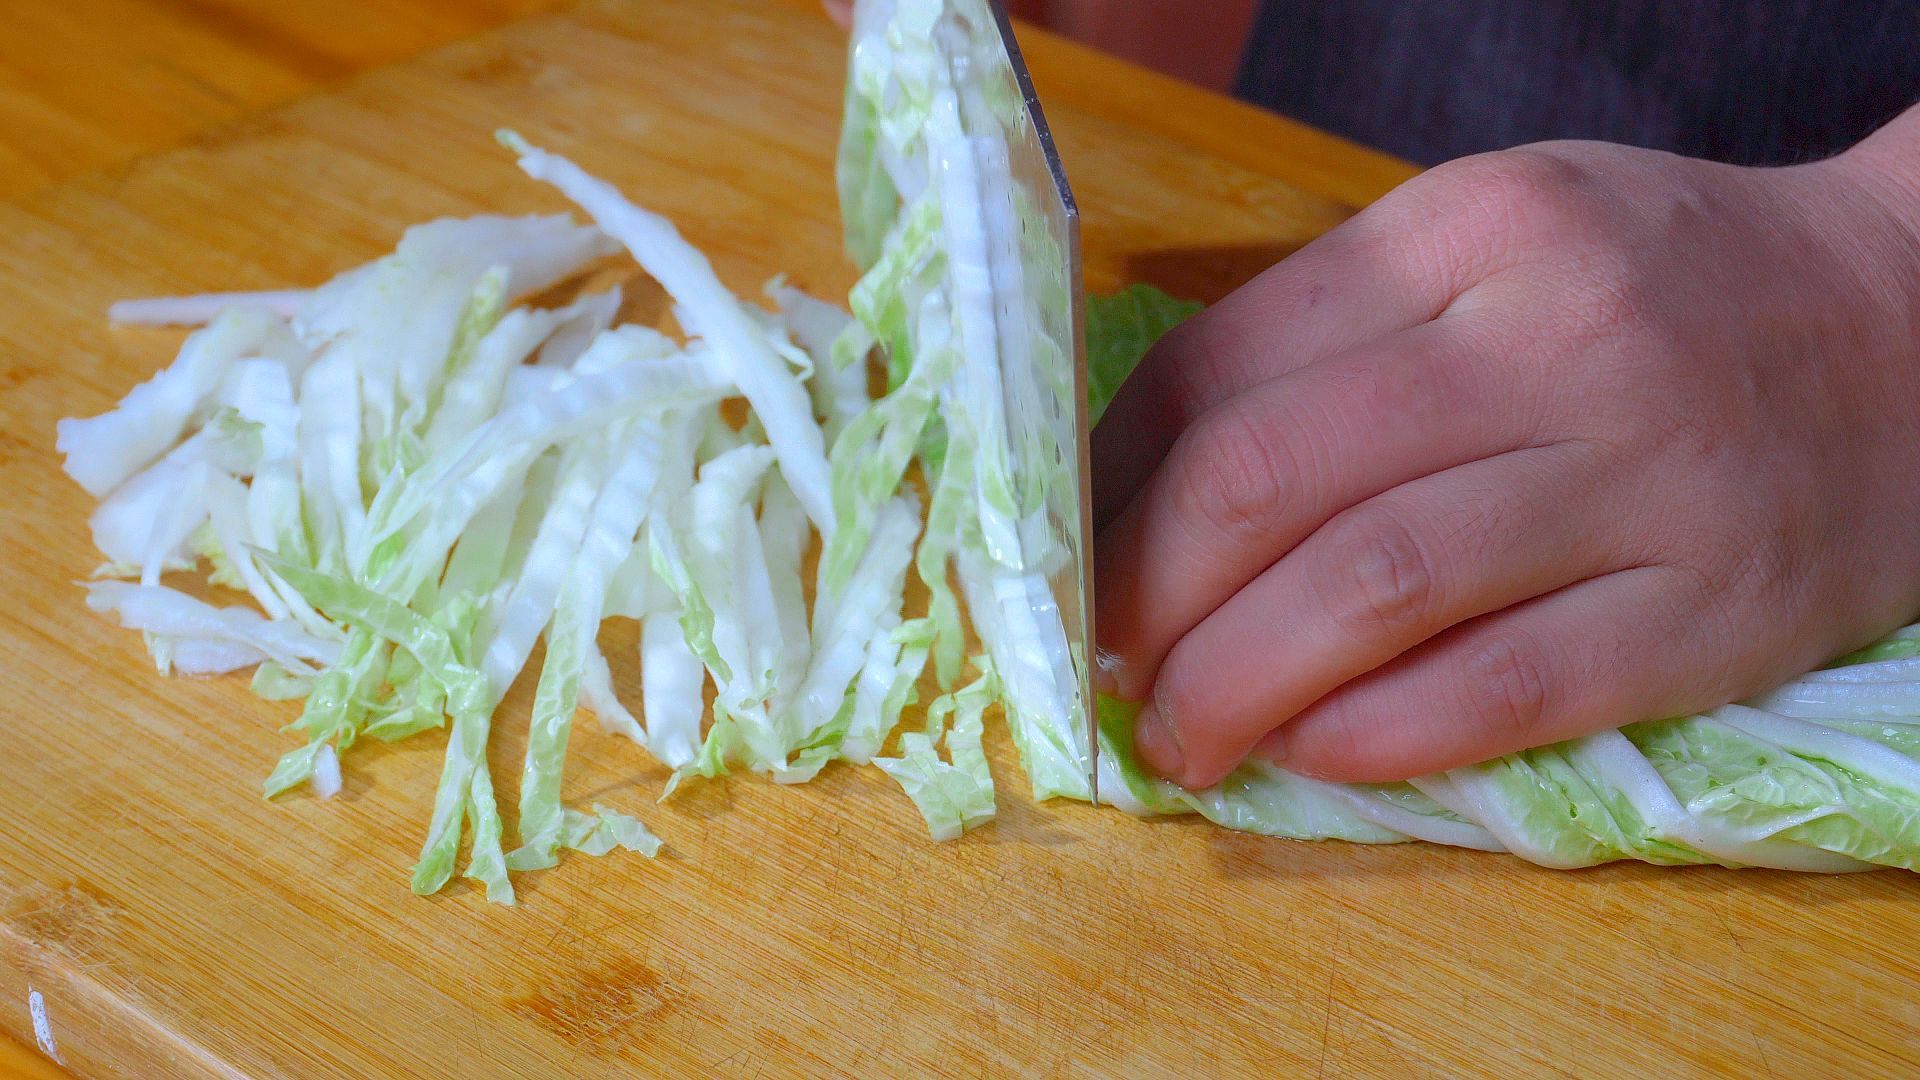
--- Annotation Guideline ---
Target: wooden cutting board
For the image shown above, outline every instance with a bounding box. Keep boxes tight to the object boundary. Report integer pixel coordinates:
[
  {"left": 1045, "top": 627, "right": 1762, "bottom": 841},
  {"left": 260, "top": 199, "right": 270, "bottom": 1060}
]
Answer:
[{"left": 2, "top": 1, "right": 1915, "bottom": 1075}]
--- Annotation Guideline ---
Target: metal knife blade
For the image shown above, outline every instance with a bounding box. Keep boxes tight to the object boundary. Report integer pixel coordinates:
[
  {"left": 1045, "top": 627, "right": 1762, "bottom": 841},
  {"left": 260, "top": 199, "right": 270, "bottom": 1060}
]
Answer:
[{"left": 959, "top": 1, "right": 1097, "bottom": 803}]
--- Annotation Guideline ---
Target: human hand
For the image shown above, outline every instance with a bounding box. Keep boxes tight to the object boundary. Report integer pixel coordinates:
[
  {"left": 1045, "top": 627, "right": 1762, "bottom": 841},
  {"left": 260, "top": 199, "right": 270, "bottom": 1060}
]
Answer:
[{"left": 1093, "top": 108, "right": 1920, "bottom": 788}]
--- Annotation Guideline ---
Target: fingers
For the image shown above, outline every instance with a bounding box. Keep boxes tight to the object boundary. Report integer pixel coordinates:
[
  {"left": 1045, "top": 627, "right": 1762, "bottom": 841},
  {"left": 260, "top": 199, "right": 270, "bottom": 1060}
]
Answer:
[
  {"left": 1095, "top": 317, "right": 1548, "bottom": 701},
  {"left": 1129, "top": 442, "right": 1619, "bottom": 789},
  {"left": 1091, "top": 191, "right": 1487, "bottom": 529},
  {"left": 1254, "top": 565, "right": 1740, "bottom": 782}
]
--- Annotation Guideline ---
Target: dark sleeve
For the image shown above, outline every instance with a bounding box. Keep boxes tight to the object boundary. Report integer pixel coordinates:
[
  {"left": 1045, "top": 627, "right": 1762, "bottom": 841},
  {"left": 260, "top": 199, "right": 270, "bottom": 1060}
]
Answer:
[{"left": 1234, "top": 0, "right": 1920, "bottom": 167}]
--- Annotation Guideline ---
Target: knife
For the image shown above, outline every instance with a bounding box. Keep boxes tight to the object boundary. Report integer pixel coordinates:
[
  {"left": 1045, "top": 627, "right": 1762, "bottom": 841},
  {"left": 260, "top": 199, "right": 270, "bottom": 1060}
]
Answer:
[{"left": 958, "top": 0, "right": 1098, "bottom": 803}]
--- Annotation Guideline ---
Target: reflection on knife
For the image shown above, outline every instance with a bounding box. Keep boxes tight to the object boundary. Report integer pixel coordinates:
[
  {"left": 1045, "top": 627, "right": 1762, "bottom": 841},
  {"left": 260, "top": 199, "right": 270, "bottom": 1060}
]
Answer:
[
  {"left": 957, "top": 0, "right": 1098, "bottom": 805},
  {"left": 840, "top": 0, "right": 1100, "bottom": 806}
]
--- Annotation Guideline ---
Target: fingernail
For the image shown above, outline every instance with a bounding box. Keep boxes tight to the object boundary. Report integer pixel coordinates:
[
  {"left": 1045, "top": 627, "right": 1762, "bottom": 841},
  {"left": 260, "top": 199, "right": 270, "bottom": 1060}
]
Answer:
[{"left": 1133, "top": 703, "right": 1185, "bottom": 779}]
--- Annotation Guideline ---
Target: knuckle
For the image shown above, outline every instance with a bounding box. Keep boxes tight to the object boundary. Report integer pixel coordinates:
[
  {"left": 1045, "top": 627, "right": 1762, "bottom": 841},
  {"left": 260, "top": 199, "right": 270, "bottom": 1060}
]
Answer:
[
  {"left": 1459, "top": 633, "right": 1552, "bottom": 751},
  {"left": 1170, "top": 400, "right": 1295, "bottom": 539},
  {"left": 1443, "top": 148, "right": 1608, "bottom": 247},
  {"left": 1491, "top": 148, "right": 1590, "bottom": 205},
  {"left": 1324, "top": 506, "right": 1440, "bottom": 637},
  {"left": 1492, "top": 150, "right": 1588, "bottom": 209}
]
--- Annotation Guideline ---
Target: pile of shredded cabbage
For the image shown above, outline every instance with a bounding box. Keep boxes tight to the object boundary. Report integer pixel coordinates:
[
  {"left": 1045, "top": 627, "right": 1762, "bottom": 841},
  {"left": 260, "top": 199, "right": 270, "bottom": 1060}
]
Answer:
[
  {"left": 56, "top": 0, "right": 1920, "bottom": 900},
  {"left": 60, "top": 103, "right": 1197, "bottom": 901}
]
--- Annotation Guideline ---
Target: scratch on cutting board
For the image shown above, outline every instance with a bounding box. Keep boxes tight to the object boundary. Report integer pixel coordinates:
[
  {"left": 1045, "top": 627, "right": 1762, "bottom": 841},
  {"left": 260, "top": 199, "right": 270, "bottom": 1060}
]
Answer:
[
  {"left": 28, "top": 986, "right": 63, "bottom": 1065},
  {"left": 1312, "top": 933, "right": 1346, "bottom": 1080}
]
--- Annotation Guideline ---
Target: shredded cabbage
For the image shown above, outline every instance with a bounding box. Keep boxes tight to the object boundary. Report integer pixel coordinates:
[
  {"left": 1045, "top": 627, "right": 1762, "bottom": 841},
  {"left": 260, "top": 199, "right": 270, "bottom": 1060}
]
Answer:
[
  {"left": 52, "top": 0, "right": 1920, "bottom": 904},
  {"left": 58, "top": 112, "right": 1029, "bottom": 898}
]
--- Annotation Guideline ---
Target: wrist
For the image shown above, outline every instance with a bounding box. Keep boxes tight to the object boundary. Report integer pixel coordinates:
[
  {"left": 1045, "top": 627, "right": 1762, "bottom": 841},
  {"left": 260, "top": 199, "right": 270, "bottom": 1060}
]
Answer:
[
  {"left": 1831, "top": 105, "right": 1920, "bottom": 266},
  {"left": 1807, "top": 105, "right": 1920, "bottom": 346}
]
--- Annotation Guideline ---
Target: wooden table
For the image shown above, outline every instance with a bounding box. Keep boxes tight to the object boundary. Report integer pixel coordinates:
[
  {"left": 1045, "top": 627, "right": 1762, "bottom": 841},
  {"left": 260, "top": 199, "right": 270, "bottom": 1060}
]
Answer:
[{"left": 4, "top": 2, "right": 1916, "bottom": 1077}]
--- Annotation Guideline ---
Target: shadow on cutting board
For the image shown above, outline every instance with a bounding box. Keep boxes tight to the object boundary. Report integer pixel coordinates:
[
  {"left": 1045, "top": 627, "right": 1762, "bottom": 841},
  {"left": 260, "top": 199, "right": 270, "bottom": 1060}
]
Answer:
[{"left": 1120, "top": 242, "right": 1309, "bottom": 306}]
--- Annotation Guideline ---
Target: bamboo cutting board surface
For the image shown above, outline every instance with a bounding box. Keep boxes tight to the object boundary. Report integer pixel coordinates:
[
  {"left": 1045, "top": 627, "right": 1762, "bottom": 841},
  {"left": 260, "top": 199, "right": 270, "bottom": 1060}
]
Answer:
[
  {"left": 2, "top": 1, "right": 1917, "bottom": 1076},
  {"left": 0, "top": 0, "right": 564, "bottom": 203}
]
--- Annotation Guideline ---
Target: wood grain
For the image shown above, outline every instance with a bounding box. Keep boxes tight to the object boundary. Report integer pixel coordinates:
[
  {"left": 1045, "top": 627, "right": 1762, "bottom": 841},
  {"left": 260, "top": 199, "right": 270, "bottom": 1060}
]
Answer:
[
  {"left": 1, "top": 1, "right": 1915, "bottom": 1077},
  {"left": 0, "top": 0, "right": 561, "bottom": 202}
]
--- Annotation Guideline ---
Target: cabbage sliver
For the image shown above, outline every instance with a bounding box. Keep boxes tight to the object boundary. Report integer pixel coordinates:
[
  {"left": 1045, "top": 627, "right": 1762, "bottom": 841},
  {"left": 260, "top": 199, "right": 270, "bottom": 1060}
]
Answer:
[{"left": 876, "top": 659, "right": 999, "bottom": 840}]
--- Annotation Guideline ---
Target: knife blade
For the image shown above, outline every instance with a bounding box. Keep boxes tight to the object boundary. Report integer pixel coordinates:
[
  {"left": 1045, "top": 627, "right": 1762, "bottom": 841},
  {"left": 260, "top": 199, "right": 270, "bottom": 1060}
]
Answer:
[{"left": 956, "top": 0, "right": 1098, "bottom": 803}]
